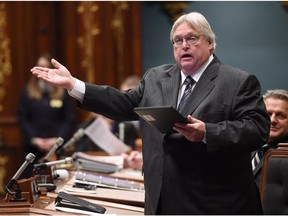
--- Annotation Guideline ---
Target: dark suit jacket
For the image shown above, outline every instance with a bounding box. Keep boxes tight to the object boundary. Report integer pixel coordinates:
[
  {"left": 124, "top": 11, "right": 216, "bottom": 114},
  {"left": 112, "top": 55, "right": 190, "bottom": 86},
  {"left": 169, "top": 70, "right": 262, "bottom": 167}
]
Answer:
[
  {"left": 78, "top": 56, "right": 270, "bottom": 214},
  {"left": 253, "top": 137, "right": 288, "bottom": 188}
]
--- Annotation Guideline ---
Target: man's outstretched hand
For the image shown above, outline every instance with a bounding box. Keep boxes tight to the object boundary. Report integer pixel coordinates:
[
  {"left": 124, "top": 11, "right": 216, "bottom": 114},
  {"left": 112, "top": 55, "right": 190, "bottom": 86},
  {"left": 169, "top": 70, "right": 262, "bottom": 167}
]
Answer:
[{"left": 31, "top": 58, "right": 75, "bottom": 91}]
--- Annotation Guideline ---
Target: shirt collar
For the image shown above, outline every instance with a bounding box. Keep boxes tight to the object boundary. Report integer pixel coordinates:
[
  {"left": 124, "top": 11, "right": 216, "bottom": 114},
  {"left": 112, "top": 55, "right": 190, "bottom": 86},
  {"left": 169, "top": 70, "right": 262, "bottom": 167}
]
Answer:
[{"left": 180, "top": 54, "right": 214, "bottom": 85}]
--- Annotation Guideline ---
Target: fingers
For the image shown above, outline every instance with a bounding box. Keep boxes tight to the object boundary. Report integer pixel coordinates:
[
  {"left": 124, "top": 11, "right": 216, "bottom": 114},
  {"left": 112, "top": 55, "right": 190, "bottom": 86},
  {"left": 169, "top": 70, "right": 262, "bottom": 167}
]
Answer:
[
  {"left": 187, "top": 115, "right": 197, "bottom": 123},
  {"left": 51, "top": 58, "right": 61, "bottom": 69},
  {"left": 174, "top": 115, "right": 194, "bottom": 128},
  {"left": 30, "top": 67, "right": 42, "bottom": 74},
  {"left": 128, "top": 151, "right": 141, "bottom": 161},
  {"left": 128, "top": 153, "right": 137, "bottom": 161},
  {"left": 129, "top": 151, "right": 139, "bottom": 157},
  {"left": 30, "top": 58, "right": 60, "bottom": 73},
  {"left": 31, "top": 67, "right": 49, "bottom": 77}
]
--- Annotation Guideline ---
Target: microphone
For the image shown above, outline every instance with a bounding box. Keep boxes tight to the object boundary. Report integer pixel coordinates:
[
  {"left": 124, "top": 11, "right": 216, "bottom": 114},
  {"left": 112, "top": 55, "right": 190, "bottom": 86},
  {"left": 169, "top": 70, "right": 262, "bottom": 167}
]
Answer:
[
  {"left": 4, "top": 153, "right": 35, "bottom": 194},
  {"left": 119, "top": 122, "right": 125, "bottom": 142},
  {"left": 43, "top": 137, "right": 64, "bottom": 162},
  {"left": 34, "top": 157, "right": 73, "bottom": 169},
  {"left": 56, "top": 128, "right": 85, "bottom": 157}
]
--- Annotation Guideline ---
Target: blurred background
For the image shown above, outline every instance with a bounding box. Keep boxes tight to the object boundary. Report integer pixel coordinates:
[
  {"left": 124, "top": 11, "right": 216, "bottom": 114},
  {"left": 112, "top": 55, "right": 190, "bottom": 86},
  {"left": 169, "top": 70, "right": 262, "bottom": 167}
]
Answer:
[{"left": 0, "top": 1, "right": 287, "bottom": 194}]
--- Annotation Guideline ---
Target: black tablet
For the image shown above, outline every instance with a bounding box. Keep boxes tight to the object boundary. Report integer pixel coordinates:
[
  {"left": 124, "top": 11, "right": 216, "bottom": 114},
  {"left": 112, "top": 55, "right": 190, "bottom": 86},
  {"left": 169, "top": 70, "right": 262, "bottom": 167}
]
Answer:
[{"left": 134, "top": 106, "right": 188, "bottom": 134}]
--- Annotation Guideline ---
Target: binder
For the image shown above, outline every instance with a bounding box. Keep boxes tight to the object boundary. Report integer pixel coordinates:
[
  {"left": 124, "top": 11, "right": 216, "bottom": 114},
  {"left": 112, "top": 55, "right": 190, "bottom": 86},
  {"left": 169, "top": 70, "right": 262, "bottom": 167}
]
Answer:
[
  {"left": 75, "top": 171, "right": 144, "bottom": 191},
  {"left": 134, "top": 106, "right": 188, "bottom": 133},
  {"left": 74, "top": 158, "right": 118, "bottom": 174}
]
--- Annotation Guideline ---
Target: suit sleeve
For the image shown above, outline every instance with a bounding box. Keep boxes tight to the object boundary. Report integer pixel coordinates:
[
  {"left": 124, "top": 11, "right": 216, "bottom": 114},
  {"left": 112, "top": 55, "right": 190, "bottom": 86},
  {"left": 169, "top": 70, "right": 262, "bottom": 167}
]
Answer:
[
  {"left": 78, "top": 83, "right": 141, "bottom": 122},
  {"left": 205, "top": 74, "right": 270, "bottom": 154}
]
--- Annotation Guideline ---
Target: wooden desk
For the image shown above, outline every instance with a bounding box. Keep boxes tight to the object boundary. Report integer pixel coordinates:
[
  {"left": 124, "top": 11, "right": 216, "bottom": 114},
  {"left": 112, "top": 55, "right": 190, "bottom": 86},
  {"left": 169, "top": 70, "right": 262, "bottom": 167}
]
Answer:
[
  {"left": 0, "top": 168, "right": 145, "bottom": 215},
  {"left": 0, "top": 197, "right": 143, "bottom": 215},
  {"left": 55, "top": 171, "right": 144, "bottom": 207},
  {"left": 46, "top": 192, "right": 144, "bottom": 215},
  {"left": 109, "top": 168, "right": 143, "bottom": 183}
]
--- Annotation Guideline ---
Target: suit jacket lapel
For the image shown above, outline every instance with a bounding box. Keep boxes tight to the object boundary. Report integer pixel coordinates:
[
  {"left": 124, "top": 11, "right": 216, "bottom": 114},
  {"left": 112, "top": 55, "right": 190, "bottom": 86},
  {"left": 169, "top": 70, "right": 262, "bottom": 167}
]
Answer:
[
  {"left": 179, "top": 57, "right": 220, "bottom": 117},
  {"left": 161, "top": 65, "right": 181, "bottom": 108}
]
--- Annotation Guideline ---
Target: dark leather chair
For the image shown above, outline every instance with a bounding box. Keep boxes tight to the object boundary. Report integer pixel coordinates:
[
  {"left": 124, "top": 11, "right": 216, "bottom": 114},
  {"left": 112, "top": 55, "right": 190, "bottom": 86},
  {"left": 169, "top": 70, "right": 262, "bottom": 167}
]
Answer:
[{"left": 259, "top": 143, "right": 288, "bottom": 214}]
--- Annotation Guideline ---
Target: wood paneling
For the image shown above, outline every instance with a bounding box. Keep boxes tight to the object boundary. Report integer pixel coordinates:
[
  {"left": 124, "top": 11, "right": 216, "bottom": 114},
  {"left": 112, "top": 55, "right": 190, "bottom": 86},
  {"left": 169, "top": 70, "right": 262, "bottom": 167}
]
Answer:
[{"left": 0, "top": 2, "right": 141, "bottom": 174}]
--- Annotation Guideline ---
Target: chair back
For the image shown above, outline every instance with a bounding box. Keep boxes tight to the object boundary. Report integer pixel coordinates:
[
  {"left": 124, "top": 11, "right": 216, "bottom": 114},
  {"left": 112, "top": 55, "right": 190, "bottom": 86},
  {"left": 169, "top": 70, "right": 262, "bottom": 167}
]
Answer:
[{"left": 259, "top": 143, "right": 288, "bottom": 214}]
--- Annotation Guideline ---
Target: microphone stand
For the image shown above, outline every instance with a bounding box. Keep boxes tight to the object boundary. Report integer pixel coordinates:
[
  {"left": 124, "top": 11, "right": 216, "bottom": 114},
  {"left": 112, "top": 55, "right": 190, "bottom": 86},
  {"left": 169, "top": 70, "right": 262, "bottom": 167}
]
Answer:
[
  {"left": 3, "top": 153, "right": 36, "bottom": 203},
  {"left": 4, "top": 179, "right": 27, "bottom": 202},
  {"left": 33, "top": 163, "right": 54, "bottom": 185}
]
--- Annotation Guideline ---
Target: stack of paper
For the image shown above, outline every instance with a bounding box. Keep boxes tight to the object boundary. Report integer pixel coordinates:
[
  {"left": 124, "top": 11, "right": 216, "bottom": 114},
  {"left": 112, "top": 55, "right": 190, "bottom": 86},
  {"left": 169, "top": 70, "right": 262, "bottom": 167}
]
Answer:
[{"left": 73, "top": 152, "right": 121, "bottom": 174}]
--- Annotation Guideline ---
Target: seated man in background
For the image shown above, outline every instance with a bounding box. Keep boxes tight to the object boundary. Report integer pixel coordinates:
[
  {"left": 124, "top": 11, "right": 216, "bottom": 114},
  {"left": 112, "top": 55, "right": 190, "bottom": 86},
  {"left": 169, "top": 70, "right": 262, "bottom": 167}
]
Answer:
[
  {"left": 111, "top": 75, "right": 141, "bottom": 150},
  {"left": 252, "top": 89, "right": 288, "bottom": 187}
]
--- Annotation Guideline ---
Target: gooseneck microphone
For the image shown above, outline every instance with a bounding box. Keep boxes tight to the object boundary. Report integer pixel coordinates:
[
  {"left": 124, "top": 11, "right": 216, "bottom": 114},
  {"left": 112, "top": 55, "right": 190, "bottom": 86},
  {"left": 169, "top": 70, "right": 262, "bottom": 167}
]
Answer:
[
  {"left": 34, "top": 157, "right": 74, "bottom": 169},
  {"left": 4, "top": 153, "right": 35, "bottom": 194},
  {"left": 43, "top": 137, "right": 64, "bottom": 162},
  {"left": 56, "top": 128, "right": 85, "bottom": 157},
  {"left": 119, "top": 122, "right": 125, "bottom": 142}
]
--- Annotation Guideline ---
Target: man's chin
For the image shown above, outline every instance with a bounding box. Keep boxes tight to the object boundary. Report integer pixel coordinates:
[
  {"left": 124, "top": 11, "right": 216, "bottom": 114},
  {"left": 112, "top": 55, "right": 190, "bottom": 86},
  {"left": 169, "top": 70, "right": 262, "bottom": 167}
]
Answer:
[{"left": 268, "top": 133, "right": 281, "bottom": 143}]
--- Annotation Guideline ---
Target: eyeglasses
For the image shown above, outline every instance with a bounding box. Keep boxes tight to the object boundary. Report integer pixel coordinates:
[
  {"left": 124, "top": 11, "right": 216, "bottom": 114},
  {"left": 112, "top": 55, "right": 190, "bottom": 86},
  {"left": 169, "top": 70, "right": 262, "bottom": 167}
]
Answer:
[{"left": 172, "top": 35, "right": 202, "bottom": 47}]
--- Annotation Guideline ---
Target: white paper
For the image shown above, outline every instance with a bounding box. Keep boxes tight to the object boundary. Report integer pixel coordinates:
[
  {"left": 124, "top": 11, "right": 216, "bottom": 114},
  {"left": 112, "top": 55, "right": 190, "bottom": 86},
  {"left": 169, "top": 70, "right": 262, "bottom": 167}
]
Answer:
[
  {"left": 84, "top": 117, "right": 130, "bottom": 155},
  {"left": 63, "top": 187, "right": 97, "bottom": 194}
]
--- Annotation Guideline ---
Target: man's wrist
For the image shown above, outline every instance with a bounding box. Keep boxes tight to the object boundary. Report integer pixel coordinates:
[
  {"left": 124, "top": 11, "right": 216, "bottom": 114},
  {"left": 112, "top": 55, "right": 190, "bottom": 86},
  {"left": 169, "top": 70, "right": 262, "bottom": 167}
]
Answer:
[
  {"left": 67, "top": 78, "right": 85, "bottom": 102},
  {"left": 68, "top": 77, "right": 76, "bottom": 91}
]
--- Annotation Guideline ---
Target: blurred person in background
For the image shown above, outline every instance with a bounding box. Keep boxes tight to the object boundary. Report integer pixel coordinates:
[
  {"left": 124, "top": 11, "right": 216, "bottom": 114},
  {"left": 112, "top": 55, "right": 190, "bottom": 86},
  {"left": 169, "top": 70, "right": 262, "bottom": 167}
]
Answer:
[
  {"left": 252, "top": 89, "right": 288, "bottom": 187},
  {"left": 75, "top": 75, "right": 141, "bottom": 152},
  {"left": 123, "top": 150, "right": 143, "bottom": 171},
  {"left": 111, "top": 75, "right": 141, "bottom": 149},
  {"left": 17, "top": 53, "right": 75, "bottom": 178}
]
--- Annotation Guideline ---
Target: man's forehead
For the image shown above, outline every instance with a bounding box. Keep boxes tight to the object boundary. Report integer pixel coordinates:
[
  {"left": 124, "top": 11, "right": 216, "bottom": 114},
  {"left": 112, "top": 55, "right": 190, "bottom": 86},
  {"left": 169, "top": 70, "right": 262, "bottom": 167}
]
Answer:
[{"left": 174, "top": 22, "right": 199, "bottom": 33}]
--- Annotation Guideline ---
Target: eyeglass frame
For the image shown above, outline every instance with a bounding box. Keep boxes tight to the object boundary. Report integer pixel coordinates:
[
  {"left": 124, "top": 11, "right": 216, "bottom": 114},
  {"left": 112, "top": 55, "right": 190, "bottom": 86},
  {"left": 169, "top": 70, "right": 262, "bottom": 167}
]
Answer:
[{"left": 172, "top": 34, "right": 203, "bottom": 47}]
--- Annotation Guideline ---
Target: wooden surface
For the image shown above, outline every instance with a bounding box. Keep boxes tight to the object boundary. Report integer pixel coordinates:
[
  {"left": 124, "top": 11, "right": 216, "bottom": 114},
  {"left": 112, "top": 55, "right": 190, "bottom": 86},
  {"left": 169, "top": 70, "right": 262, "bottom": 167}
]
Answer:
[
  {"left": 109, "top": 168, "right": 144, "bottom": 183},
  {"left": 56, "top": 170, "right": 144, "bottom": 206},
  {"left": 47, "top": 192, "right": 144, "bottom": 215},
  {"left": 0, "top": 168, "right": 145, "bottom": 215},
  {"left": 0, "top": 2, "right": 142, "bottom": 181}
]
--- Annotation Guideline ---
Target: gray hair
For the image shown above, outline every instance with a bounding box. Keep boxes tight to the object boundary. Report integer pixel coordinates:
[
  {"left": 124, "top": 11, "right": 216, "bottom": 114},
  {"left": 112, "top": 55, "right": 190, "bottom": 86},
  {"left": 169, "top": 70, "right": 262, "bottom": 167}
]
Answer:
[
  {"left": 263, "top": 89, "right": 288, "bottom": 101},
  {"left": 170, "top": 12, "right": 217, "bottom": 51}
]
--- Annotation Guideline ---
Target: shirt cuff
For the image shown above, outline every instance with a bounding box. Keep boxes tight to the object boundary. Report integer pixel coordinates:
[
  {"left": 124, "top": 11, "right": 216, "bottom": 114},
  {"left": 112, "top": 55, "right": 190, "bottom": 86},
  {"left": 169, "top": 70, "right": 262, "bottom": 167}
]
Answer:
[
  {"left": 67, "top": 78, "right": 85, "bottom": 103},
  {"left": 202, "top": 134, "right": 207, "bottom": 144}
]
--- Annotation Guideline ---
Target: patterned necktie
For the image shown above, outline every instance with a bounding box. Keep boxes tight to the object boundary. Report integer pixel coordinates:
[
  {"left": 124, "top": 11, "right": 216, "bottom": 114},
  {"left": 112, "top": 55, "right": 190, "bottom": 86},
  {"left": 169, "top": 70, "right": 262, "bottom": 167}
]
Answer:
[
  {"left": 177, "top": 76, "right": 195, "bottom": 112},
  {"left": 252, "top": 144, "right": 269, "bottom": 171}
]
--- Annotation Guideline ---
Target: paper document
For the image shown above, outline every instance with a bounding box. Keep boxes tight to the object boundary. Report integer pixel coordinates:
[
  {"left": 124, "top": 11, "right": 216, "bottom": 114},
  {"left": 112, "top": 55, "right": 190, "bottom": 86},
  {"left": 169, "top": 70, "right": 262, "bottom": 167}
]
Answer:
[{"left": 84, "top": 116, "right": 130, "bottom": 155}]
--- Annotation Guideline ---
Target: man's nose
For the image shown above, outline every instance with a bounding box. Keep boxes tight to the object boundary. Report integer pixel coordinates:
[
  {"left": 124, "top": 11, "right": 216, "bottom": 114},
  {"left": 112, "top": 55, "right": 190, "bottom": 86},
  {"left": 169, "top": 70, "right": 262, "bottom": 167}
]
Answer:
[
  {"left": 182, "top": 39, "right": 190, "bottom": 47},
  {"left": 270, "top": 113, "right": 277, "bottom": 123}
]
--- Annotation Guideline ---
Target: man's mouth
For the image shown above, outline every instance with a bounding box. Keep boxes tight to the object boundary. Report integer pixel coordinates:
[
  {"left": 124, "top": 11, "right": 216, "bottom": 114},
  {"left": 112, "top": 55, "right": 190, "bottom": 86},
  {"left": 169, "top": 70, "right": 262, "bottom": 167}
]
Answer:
[
  {"left": 181, "top": 54, "right": 192, "bottom": 59},
  {"left": 270, "top": 127, "right": 278, "bottom": 132},
  {"left": 181, "top": 54, "right": 192, "bottom": 60}
]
